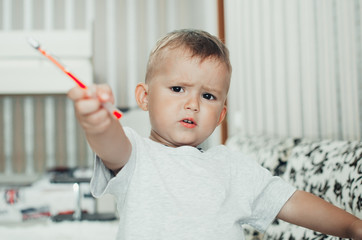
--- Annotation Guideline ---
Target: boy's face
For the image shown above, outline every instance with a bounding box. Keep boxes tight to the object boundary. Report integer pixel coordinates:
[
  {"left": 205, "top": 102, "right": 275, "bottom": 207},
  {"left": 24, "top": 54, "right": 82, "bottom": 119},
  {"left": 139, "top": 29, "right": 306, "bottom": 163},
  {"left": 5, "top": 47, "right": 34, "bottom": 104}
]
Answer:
[{"left": 138, "top": 48, "right": 230, "bottom": 148}]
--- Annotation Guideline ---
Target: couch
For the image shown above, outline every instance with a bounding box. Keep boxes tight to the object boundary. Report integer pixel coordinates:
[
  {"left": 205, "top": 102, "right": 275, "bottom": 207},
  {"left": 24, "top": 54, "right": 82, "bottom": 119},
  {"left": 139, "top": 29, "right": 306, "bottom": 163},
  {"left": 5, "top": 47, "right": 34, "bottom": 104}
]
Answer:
[{"left": 225, "top": 134, "right": 362, "bottom": 240}]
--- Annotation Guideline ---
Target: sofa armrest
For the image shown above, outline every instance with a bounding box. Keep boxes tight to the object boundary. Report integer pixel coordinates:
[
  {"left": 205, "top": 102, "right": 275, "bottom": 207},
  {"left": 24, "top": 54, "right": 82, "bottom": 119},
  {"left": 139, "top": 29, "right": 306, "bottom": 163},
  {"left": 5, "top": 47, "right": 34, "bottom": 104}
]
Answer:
[{"left": 265, "top": 139, "right": 362, "bottom": 240}]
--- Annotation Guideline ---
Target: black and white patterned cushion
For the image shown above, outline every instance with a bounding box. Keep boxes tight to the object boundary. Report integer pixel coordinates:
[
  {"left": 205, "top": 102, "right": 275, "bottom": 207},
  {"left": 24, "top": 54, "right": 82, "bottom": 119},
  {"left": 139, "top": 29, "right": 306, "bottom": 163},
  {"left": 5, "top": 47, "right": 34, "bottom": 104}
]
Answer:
[{"left": 264, "top": 140, "right": 362, "bottom": 240}]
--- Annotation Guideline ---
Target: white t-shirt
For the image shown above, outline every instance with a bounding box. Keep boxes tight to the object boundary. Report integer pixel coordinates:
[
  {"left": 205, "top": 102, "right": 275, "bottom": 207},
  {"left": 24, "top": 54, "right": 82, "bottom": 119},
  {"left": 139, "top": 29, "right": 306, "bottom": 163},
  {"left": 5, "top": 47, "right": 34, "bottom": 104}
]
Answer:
[{"left": 91, "top": 127, "right": 296, "bottom": 240}]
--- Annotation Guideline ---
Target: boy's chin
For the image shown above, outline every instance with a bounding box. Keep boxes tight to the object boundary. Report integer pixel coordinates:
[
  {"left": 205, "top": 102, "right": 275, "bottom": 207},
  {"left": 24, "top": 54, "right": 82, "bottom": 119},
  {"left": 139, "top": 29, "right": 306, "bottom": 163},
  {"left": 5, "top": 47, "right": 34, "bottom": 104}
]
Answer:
[
  {"left": 150, "top": 129, "right": 207, "bottom": 148},
  {"left": 173, "top": 139, "right": 204, "bottom": 148},
  {"left": 162, "top": 138, "right": 200, "bottom": 148}
]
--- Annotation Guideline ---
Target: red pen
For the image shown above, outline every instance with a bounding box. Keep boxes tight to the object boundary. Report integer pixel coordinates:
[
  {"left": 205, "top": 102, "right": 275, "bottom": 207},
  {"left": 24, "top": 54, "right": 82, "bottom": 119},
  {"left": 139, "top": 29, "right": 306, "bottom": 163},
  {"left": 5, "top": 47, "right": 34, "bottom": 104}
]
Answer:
[{"left": 27, "top": 37, "right": 123, "bottom": 120}]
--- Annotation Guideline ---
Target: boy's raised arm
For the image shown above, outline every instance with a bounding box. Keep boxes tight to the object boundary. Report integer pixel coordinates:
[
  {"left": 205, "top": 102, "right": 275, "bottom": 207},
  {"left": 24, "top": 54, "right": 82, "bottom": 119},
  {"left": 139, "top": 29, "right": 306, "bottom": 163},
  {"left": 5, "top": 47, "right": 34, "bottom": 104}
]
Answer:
[
  {"left": 68, "top": 84, "right": 132, "bottom": 174},
  {"left": 277, "top": 190, "right": 362, "bottom": 239}
]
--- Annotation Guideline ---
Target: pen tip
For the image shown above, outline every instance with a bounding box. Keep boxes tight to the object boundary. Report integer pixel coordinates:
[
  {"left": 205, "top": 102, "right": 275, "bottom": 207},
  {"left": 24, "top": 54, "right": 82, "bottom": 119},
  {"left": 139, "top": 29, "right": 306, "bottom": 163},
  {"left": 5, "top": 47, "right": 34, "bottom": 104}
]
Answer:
[{"left": 27, "top": 37, "right": 40, "bottom": 49}]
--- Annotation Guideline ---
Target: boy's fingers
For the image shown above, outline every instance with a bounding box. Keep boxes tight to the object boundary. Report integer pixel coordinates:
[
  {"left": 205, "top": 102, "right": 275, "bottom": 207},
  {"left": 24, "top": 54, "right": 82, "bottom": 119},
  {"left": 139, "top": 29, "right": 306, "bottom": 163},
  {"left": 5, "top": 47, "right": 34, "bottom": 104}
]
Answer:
[
  {"left": 74, "top": 98, "right": 101, "bottom": 116},
  {"left": 80, "top": 109, "right": 112, "bottom": 133},
  {"left": 67, "top": 86, "right": 87, "bottom": 101},
  {"left": 96, "top": 84, "right": 114, "bottom": 103},
  {"left": 68, "top": 84, "right": 116, "bottom": 123},
  {"left": 68, "top": 84, "right": 114, "bottom": 103}
]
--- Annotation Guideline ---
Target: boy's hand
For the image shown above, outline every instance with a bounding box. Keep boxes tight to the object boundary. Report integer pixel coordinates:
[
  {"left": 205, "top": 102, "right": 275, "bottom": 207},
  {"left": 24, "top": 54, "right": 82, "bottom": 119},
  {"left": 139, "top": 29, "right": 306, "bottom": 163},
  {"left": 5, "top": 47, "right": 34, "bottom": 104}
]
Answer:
[
  {"left": 67, "top": 84, "right": 116, "bottom": 134},
  {"left": 68, "top": 84, "right": 131, "bottom": 172}
]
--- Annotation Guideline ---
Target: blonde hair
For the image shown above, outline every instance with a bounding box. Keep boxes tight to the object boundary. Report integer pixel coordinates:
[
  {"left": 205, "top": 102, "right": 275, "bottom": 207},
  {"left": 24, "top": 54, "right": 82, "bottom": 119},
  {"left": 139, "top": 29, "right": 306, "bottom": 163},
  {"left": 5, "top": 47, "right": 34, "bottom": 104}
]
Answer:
[{"left": 145, "top": 29, "right": 232, "bottom": 82}]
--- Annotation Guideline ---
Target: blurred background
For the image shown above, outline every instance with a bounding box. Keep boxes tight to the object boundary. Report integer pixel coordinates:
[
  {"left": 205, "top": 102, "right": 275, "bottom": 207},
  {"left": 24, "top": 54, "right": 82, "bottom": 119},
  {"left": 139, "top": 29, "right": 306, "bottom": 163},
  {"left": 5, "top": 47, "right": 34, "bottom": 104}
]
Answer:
[
  {"left": 0, "top": 0, "right": 361, "bottom": 205},
  {"left": 0, "top": 0, "right": 361, "bottom": 239},
  {"left": 0, "top": 0, "right": 219, "bottom": 180},
  {"left": 0, "top": 2, "right": 221, "bottom": 236}
]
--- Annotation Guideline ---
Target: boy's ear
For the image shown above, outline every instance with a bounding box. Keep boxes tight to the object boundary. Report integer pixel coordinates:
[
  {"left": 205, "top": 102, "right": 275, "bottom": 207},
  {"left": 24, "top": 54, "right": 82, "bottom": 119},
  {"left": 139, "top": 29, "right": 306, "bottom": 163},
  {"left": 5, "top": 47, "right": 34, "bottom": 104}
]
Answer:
[
  {"left": 217, "top": 105, "right": 227, "bottom": 126},
  {"left": 135, "top": 83, "right": 149, "bottom": 111}
]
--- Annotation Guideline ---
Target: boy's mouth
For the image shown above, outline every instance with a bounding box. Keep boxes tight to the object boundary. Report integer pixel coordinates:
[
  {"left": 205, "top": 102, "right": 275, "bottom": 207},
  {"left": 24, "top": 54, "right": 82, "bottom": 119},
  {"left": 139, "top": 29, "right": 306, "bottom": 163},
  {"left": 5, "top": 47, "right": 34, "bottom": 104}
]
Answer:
[{"left": 180, "top": 118, "right": 197, "bottom": 128}]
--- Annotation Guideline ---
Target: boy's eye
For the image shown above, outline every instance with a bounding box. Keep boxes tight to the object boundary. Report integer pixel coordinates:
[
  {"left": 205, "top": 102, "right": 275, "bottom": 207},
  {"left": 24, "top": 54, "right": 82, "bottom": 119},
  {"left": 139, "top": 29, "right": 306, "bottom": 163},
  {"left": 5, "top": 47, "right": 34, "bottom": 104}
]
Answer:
[
  {"left": 171, "top": 86, "right": 184, "bottom": 92},
  {"left": 203, "top": 93, "right": 215, "bottom": 100}
]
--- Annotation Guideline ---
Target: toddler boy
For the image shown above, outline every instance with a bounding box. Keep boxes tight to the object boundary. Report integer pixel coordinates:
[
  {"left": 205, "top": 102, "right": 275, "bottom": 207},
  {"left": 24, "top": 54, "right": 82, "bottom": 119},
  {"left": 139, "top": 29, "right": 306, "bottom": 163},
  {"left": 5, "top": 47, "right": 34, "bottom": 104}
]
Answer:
[{"left": 68, "top": 29, "right": 361, "bottom": 239}]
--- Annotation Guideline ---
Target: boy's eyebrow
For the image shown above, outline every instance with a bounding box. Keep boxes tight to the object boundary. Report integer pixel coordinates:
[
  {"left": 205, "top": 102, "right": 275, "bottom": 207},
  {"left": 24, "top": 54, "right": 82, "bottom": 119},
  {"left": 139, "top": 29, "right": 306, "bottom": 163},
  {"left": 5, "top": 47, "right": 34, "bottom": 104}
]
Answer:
[
  {"left": 169, "top": 79, "right": 193, "bottom": 87},
  {"left": 169, "top": 79, "right": 226, "bottom": 95},
  {"left": 203, "top": 86, "right": 224, "bottom": 95}
]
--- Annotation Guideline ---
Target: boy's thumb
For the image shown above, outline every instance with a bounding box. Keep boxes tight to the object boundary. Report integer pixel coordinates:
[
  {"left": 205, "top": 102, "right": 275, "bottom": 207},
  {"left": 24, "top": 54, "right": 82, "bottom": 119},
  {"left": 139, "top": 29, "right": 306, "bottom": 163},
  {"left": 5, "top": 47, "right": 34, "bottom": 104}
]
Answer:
[{"left": 99, "top": 93, "right": 110, "bottom": 102}]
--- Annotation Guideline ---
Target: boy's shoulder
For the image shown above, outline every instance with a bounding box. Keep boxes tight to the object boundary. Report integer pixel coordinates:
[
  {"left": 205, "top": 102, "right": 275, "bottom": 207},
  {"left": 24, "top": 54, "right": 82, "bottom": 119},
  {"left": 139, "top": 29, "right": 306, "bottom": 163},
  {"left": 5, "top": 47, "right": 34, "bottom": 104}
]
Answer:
[
  {"left": 203, "top": 145, "right": 255, "bottom": 169},
  {"left": 206, "top": 144, "right": 247, "bottom": 158},
  {"left": 123, "top": 126, "right": 137, "bottom": 136},
  {"left": 123, "top": 126, "right": 148, "bottom": 144}
]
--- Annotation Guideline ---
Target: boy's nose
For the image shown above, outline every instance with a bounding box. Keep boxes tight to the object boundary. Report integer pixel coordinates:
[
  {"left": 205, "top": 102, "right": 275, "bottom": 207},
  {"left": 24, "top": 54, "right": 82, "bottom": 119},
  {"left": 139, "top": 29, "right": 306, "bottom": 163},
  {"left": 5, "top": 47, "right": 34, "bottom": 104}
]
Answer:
[{"left": 184, "top": 96, "right": 200, "bottom": 112}]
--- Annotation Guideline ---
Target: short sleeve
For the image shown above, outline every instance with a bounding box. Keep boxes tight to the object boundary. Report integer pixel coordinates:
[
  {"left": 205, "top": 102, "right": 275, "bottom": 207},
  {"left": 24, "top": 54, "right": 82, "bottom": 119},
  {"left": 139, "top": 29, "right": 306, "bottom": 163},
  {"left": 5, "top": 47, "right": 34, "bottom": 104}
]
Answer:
[
  {"left": 233, "top": 152, "right": 296, "bottom": 232},
  {"left": 90, "top": 127, "right": 138, "bottom": 202},
  {"left": 249, "top": 172, "right": 296, "bottom": 231}
]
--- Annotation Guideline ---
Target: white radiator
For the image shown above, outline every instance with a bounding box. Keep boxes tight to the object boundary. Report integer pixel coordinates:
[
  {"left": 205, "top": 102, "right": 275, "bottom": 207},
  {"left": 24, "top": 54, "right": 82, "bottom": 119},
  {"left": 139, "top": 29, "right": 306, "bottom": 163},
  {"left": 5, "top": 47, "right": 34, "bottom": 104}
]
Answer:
[{"left": 0, "top": 0, "right": 96, "bottom": 177}]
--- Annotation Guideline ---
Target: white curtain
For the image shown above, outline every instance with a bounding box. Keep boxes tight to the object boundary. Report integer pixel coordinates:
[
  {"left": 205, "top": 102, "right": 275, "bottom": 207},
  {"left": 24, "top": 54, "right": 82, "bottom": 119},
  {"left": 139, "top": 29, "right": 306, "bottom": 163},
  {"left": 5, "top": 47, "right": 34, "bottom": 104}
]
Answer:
[
  {"left": 225, "top": 0, "right": 362, "bottom": 141},
  {"left": 93, "top": 0, "right": 218, "bottom": 108}
]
